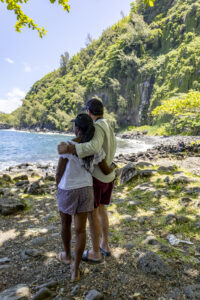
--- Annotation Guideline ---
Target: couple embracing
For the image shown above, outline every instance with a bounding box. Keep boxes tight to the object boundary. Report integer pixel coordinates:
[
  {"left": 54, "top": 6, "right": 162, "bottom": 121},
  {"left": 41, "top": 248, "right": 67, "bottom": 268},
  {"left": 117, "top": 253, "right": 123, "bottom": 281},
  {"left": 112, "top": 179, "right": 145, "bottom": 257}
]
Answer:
[{"left": 56, "top": 98, "right": 116, "bottom": 281}]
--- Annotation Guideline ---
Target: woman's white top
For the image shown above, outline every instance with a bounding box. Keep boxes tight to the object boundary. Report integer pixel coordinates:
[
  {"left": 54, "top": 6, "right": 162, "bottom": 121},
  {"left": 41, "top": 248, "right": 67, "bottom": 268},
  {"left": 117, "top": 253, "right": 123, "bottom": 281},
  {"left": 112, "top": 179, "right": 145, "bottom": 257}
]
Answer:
[{"left": 58, "top": 141, "right": 105, "bottom": 190}]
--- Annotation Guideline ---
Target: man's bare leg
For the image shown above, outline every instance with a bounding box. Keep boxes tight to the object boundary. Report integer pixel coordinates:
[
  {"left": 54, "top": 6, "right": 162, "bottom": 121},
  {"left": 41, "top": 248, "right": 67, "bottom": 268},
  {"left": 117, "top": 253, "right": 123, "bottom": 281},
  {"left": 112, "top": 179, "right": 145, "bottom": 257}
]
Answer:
[
  {"left": 87, "top": 208, "right": 102, "bottom": 260},
  {"left": 71, "top": 212, "right": 88, "bottom": 281},
  {"left": 99, "top": 204, "right": 111, "bottom": 253},
  {"left": 59, "top": 211, "right": 72, "bottom": 262}
]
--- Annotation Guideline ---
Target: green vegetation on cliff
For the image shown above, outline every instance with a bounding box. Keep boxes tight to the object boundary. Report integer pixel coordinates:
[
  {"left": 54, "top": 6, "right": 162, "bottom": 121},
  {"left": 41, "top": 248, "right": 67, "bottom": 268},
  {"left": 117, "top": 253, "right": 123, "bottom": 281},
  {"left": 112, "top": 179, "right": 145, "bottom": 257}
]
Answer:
[{"left": 2, "top": 0, "right": 200, "bottom": 134}]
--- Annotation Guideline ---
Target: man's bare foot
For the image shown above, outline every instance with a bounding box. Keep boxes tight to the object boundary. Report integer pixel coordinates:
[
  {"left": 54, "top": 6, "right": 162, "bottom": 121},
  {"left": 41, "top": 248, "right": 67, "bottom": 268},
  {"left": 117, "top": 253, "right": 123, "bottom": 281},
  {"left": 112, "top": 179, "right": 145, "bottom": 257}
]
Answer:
[
  {"left": 82, "top": 250, "right": 102, "bottom": 263},
  {"left": 57, "top": 252, "right": 71, "bottom": 264}
]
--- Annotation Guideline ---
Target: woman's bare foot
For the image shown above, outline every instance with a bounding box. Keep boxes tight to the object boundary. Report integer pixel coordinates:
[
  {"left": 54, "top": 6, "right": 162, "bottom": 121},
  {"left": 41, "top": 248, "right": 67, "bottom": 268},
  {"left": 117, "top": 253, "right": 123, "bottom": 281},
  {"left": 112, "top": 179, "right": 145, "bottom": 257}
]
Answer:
[
  {"left": 57, "top": 252, "right": 71, "bottom": 264},
  {"left": 71, "top": 263, "right": 80, "bottom": 282}
]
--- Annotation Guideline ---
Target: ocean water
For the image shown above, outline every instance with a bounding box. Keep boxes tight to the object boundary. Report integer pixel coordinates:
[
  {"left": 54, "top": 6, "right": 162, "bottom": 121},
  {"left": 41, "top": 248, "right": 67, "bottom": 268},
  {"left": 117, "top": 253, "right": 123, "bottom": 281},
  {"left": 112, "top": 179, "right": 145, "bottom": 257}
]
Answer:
[{"left": 0, "top": 130, "right": 152, "bottom": 170}]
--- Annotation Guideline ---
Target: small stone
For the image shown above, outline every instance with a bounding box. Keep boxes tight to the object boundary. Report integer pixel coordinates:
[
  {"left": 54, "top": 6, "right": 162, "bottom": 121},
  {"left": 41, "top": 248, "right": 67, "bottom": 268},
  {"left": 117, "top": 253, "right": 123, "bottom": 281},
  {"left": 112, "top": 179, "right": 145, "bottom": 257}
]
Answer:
[
  {"left": 0, "top": 257, "right": 10, "bottom": 264},
  {"left": 166, "top": 214, "right": 177, "bottom": 224},
  {"left": 179, "top": 197, "right": 192, "bottom": 206},
  {"left": 31, "top": 287, "right": 52, "bottom": 300},
  {"left": 30, "top": 237, "right": 48, "bottom": 247},
  {"left": 0, "top": 284, "right": 30, "bottom": 299},
  {"left": 139, "top": 169, "right": 156, "bottom": 177},
  {"left": 71, "top": 284, "right": 80, "bottom": 296},
  {"left": 24, "top": 249, "right": 43, "bottom": 257},
  {"left": 125, "top": 243, "right": 136, "bottom": 250},
  {"left": 176, "top": 215, "right": 190, "bottom": 224},
  {"left": 84, "top": 289, "right": 103, "bottom": 300},
  {"left": 144, "top": 235, "right": 159, "bottom": 245}
]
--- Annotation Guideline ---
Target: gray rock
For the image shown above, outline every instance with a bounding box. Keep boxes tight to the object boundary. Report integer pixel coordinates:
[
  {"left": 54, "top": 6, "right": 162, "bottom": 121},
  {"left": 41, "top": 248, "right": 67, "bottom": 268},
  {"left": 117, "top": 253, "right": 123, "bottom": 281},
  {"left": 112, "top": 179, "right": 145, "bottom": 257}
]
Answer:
[
  {"left": 26, "top": 180, "right": 45, "bottom": 195},
  {"left": 44, "top": 174, "right": 55, "bottom": 181},
  {"left": 0, "top": 198, "right": 26, "bottom": 215},
  {"left": 125, "top": 243, "right": 136, "bottom": 250},
  {"left": 194, "top": 222, "right": 200, "bottom": 229},
  {"left": 0, "top": 264, "right": 13, "bottom": 273},
  {"left": 143, "top": 235, "right": 159, "bottom": 245},
  {"left": 71, "top": 284, "right": 80, "bottom": 296},
  {"left": 84, "top": 290, "right": 103, "bottom": 300},
  {"left": 36, "top": 281, "right": 58, "bottom": 290},
  {"left": 176, "top": 215, "right": 190, "bottom": 224},
  {"left": 0, "top": 284, "right": 30, "bottom": 299},
  {"left": 1, "top": 174, "right": 12, "bottom": 182},
  {"left": 0, "top": 257, "right": 10, "bottom": 264},
  {"left": 184, "top": 284, "right": 200, "bottom": 299},
  {"left": 179, "top": 197, "right": 192, "bottom": 206},
  {"left": 127, "top": 200, "right": 141, "bottom": 208},
  {"left": 137, "top": 251, "right": 172, "bottom": 277},
  {"left": 13, "top": 174, "right": 28, "bottom": 181},
  {"left": 158, "top": 166, "right": 175, "bottom": 172},
  {"left": 139, "top": 169, "right": 156, "bottom": 177},
  {"left": 15, "top": 180, "right": 29, "bottom": 187},
  {"left": 173, "top": 176, "right": 190, "bottom": 184},
  {"left": 136, "top": 161, "right": 153, "bottom": 168},
  {"left": 30, "top": 237, "right": 48, "bottom": 247},
  {"left": 138, "top": 216, "right": 148, "bottom": 225},
  {"left": 166, "top": 214, "right": 177, "bottom": 225},
  {"left": 119, "top": 162, "right": 137, "bottom": 184},
  {"left": 153, "top": 190, "right": 170, "bottom": 198},
  {"left": 24, "top": 249, "right": 43, "bottom": 257},
  {"left": 31, "top": 287, "right": 52, "bottom": 300}
]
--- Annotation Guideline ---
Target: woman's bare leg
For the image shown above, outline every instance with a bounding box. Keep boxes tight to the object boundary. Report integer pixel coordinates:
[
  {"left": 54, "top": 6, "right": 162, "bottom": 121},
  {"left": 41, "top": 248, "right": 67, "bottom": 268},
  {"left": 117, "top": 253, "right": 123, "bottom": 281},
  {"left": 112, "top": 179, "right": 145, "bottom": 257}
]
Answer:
[
  {"left": 71, "top": 212, "right": 88, "bottom": 281},
  {"left": 59, "top": 211, "right": 72, "bottom": 262}
]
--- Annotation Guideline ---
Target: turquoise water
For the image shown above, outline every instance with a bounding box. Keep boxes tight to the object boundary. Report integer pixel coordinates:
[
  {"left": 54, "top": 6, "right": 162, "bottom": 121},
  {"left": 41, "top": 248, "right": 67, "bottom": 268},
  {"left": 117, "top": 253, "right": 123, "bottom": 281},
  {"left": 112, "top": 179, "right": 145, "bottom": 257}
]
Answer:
[{"left": 0, "top": 130, "right": 152, "bottom": 170}]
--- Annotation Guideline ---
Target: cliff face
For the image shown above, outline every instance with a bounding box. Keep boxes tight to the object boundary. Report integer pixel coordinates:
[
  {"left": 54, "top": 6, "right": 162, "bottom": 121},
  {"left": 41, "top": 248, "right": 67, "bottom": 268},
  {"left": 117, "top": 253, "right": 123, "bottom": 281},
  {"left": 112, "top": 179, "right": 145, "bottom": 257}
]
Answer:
[{"left": 10, "top": 0, "right": 200, "bottom": 130}]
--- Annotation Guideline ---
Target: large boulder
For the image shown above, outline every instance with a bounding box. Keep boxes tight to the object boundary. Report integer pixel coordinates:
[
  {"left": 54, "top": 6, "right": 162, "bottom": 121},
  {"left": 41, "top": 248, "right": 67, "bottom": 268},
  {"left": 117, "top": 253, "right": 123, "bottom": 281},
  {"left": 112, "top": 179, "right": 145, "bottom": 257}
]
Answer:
[
  {"left": 119, "top": 162, "right": 138, "bottom": 184},
  {"left": 137, "top": 251, "right": 172, "bottom": 277}
]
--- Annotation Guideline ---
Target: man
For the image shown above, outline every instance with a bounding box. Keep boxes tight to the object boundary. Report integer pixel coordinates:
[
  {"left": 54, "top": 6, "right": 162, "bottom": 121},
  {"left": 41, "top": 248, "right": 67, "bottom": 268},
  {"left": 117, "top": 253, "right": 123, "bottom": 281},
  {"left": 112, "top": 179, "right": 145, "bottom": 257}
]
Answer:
[{"left": 58, "top": 98, "right": 116, "bottom": 262}]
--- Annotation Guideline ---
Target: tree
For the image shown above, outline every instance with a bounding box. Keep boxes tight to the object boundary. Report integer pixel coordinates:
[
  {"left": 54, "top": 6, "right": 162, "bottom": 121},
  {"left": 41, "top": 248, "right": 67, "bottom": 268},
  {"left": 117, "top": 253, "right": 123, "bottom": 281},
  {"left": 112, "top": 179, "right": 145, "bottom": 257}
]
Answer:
[
  {"left": 85, "top": 33, "right": 93, "bottom": 47},
  {"left": 59, "top": 51, "right": 70, "bottom": 76},
  {"left": 1, "top": 0, "right": 70, "bottom": 37}
]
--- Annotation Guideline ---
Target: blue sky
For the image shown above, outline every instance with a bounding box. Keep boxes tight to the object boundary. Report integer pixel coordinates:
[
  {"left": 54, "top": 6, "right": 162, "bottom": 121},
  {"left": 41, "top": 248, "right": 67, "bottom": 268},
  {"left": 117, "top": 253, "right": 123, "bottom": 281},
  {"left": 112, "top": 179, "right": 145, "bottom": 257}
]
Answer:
[{"left": 0, "top": 0, "right": 132, "bottom": 113}]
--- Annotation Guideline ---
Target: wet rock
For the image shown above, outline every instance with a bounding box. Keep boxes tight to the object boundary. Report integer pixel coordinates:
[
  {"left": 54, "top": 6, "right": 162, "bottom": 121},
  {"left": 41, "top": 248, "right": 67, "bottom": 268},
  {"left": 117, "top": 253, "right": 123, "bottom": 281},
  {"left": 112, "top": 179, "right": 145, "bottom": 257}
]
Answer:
[
  {"left": 119, "top": 162, "right": 138, "bottom": 184},
  {"left": 137, "top": 251, "right": 172, "bottom": 277},
  {"left": 84, "top": 289, "right": 103, "bottom": 300},
  {"left": 0, "top": 284, "right": 30, "bottom": 299},
  {"left": 0, "top": 198, "right": 26, "bottom": 215},
  {"left": 31, "top": 287, "right": 52, "bottom": 300}
]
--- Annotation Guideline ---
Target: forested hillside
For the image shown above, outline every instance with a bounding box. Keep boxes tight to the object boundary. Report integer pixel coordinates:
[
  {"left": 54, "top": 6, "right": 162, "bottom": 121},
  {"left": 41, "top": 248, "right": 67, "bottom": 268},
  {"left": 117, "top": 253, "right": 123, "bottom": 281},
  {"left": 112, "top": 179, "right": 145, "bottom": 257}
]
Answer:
[{"left": 2, "top": 0, "right": 200, "bottom": 132}]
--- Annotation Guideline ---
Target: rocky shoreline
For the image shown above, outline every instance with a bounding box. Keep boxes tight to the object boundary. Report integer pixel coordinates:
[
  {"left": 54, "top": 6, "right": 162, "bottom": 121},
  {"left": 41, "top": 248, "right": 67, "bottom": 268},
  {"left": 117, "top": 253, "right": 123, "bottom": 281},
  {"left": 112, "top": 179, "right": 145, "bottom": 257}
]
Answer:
[{"left": 0, "top": 135, "right": 200, "bottom": 299}]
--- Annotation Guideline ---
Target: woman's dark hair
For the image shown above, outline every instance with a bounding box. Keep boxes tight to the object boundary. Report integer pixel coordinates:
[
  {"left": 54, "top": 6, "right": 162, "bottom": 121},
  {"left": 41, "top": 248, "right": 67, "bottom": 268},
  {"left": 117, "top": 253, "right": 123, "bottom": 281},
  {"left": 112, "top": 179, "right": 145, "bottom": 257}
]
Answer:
[{"left": 74, "top": 113, "right": 95, "bottom": 171}]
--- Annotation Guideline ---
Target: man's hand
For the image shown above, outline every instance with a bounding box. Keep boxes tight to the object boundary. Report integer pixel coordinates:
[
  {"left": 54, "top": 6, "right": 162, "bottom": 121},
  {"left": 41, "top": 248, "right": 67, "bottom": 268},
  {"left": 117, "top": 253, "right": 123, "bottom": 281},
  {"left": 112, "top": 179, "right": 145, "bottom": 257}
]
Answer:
[{"left": 57, "top": 142, "right": 76, "bottom": 155}]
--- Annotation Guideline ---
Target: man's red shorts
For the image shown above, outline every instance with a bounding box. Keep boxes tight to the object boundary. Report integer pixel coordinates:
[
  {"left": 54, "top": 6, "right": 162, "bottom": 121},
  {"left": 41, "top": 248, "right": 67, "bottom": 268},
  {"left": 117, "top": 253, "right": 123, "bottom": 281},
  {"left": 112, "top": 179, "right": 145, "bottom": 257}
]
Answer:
[{"left": 93, "top": 177, "right": 114, "bottom": 208}]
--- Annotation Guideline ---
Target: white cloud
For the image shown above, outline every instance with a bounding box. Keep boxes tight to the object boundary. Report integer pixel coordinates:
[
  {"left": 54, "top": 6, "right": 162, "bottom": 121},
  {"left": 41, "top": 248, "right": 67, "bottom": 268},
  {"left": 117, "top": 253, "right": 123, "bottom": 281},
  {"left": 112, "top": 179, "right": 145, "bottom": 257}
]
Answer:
[
  {"left": 23, "top": 63, "right": 32, "bottom": 72},
  {"left": 0, "top": 88, "right": 26, "bottom": 114},
  {"left": 5, "top": 57, "right": 14, "bottom": 64}
]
